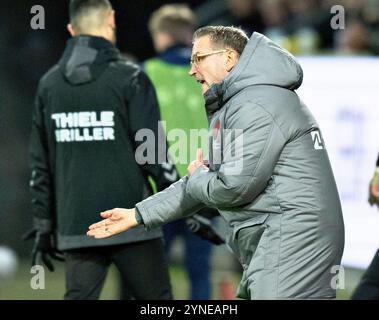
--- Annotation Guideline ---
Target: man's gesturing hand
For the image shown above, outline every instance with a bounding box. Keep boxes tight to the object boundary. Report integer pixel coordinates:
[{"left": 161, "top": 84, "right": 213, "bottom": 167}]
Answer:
[
  {"left": 187, "top": 148, "right": 208, "bottom": 176},
  {"left": 87, "top": 208, "right": 138, "bottom": 239}
]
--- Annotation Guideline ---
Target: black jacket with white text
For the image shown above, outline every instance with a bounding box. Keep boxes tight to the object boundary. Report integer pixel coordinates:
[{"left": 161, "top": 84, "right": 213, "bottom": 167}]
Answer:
[{"left": 29, "top": 35, "right": 177, "bottom": 250}]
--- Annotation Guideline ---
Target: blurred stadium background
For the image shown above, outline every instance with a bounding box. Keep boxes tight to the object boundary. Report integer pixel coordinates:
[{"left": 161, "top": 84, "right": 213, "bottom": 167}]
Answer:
[{"left": 1, "top": 0, "right": 379, "bottom": 299}]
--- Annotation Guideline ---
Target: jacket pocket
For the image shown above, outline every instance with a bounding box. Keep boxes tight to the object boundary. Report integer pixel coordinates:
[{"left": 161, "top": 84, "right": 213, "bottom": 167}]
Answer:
[{"left": 232, "top": 213, "right": 269, "bottom": 268}]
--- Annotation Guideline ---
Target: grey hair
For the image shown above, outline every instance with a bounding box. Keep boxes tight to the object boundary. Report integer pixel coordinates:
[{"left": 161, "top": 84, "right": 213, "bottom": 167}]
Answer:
[{"left": 193, "top": 26, "right": 249, "bottom": 56}]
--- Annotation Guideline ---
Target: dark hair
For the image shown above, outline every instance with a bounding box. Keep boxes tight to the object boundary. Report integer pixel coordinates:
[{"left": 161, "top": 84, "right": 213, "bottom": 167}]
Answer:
[
  {"left": 148, "top": 4, "right": 196, "bottom": 46},
  {"left": 69, "top": 0, "right": 112, "bottom": 29},
  {"left": 193, "top": 26, "right": 249, "bottom": 56}
]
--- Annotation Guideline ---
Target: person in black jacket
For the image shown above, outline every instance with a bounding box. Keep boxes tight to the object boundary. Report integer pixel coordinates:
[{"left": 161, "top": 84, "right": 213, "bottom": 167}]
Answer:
[{"left": 26, "top": 0, "right": 177, "bottom": 300}]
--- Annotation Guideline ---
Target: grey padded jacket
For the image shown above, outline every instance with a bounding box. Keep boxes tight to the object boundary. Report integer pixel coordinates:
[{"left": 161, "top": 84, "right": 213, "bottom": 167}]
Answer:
[{"left": 136, "top": 32, "right": 345, "bottom": 299}]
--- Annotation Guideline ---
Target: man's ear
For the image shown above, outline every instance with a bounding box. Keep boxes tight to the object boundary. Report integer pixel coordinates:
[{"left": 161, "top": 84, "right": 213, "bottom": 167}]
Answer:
[
  {"left": 108, "top": 10, "right": 116, "bottom": 29},
  {"left": 226, "top": 50, "right": 239, "bottom": 72},
  {"left": 67, "top": 23, "right": 76, "bottom": 37}
]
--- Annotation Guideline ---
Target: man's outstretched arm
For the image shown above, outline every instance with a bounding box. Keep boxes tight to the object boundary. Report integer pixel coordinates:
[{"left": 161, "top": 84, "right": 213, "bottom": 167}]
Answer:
[{"left": 87, "top": 175, "right": 205, "bottom": 238}]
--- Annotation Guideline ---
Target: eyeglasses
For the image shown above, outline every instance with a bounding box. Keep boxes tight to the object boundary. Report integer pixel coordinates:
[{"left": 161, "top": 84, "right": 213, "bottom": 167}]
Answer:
[{"left": 190, "top": 49, "right": 229, "bottom": 66}]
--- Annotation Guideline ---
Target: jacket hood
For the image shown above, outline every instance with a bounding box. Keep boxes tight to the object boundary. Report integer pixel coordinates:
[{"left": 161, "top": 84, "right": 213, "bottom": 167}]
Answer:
[
  {"left": 59, "top": 35, "right": 120, "bottom": 85},
  {"left": 206, "top": 32, "right": 303, "bottom": 106}
]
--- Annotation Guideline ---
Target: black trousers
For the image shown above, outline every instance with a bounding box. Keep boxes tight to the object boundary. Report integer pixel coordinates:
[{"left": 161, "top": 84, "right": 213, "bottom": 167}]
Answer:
[
  {"left": 351, "top": 249, "right": 379, "bottom": 300},
  {"left": 63, "top": 238, "right": 172, "bottom": 300}
]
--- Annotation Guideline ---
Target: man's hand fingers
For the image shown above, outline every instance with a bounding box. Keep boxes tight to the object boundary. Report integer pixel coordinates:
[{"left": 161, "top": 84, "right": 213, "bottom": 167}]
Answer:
[
  {"left": 88, "top": 209, "right": 119, "bottom": 230},
  {"left": 100, "top": 209, "right": 115, "bottom": 219},
  {"left": 87, "top": 219, "right": 127, "bottom": 238},
  {"left": 196, "top": 148, "right": 203, "bottom": 163},
  {"left": 87, "top": 227, "right": 112, "bottom": 239},
  {"left": 96, "top": 224, "right": 122, "bottom": 238},
  {"left": 87, "top": 226, "right": 111, "bottom": 238},
  {"left": 101, "top": 209, "right": 123, "bottom": 220},
  {"left": 88, "top": 218, "right": 113, "bottom": 230},
  {"left": 88, "top": 208, "right": 135, "bottom": 238},
  {"left": 88, "top": 220, "right": 106, "bottom": 230}
]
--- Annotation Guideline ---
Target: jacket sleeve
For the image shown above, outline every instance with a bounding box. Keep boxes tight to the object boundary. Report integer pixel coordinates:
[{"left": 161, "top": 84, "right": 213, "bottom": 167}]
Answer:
[
  {"left": 28, "top": 83, "right": 55, "bottom": 233},
  {"left": 127, "top": 69, "right": 178, "bottom": 191},
  {"left": 186, "top": 102, "right": 287, "bottom": 208},
  {"left": 136, "top": 176, "right": 205, "bottom": 230}
]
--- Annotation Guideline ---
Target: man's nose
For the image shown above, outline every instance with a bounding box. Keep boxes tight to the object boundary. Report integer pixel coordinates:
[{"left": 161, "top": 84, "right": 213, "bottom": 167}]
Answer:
[{"left": 188, "top": 63, "right": 197, "bottom": 76}]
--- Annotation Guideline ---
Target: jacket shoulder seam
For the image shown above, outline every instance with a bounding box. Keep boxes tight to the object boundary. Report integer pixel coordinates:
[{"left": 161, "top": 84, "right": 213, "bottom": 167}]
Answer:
[
  {"left": 224, "top": 99, "right": 286, "bottom": 142},
  {"left": 39, "top": 64, "right": 60, "bottom": 88},
  {"left": 251, "top": 101, "right": 287, "bottom": 141},
  {"left": 235, "top": 117, "right": 275, "bottom": 204}
]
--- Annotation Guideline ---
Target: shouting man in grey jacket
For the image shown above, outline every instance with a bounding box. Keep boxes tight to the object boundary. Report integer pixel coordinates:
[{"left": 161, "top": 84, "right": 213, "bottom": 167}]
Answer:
[{"left": 87, "top": 26, "right": 345, "bottom": 300}]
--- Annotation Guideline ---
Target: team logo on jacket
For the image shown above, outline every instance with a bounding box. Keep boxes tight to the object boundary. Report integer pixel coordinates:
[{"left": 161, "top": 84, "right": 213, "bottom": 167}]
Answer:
[
  {"left": 311, "top": 129, "right": 324, "bottom": 150},
  {"left": 51, "top": 111, "right": 115, "bottom": 143},
  {"left": 212, "top": 119, "right": 220, "bottom": 139}
]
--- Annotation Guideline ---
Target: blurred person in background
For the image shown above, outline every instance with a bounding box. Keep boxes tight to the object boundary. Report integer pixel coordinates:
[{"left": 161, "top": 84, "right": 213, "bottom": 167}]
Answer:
[
  {"left": 282, "top": 0, "right": 321, "bottom": 54},
  {"left": 25, "top": 0, "right": 175, "bottom": 300},
  {"left": 351, "top": 153, "right": 379, "bottom": 299},
  {"left": 362, "top": 0, "right": 379, "bottom": 54},
  {"left": 259, "top": 0, "right": 291, "bottom": 51},
  {"left": 194, "top": 0, "right": 379, "bottom": 56},
  {"left": 335, "top": 18, "right": 372, "bottom": 55},
  {"left": 320, "top": 0, "right": 377, "bottom": 55},
  {"left": 143, "top": 4, "right": 224, "bottom": 300}
]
